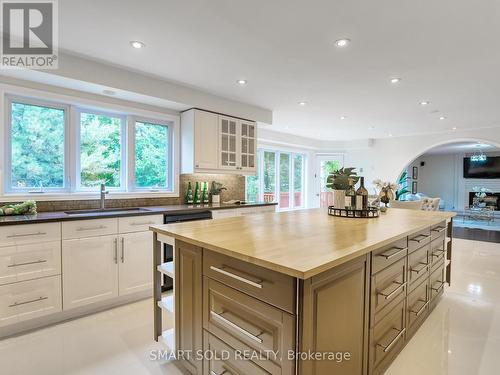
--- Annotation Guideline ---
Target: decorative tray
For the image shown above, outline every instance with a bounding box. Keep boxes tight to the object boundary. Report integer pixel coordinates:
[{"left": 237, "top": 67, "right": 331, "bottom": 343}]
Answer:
[{"left": 328, "top": 206, "right": 380, "bottom": 218}]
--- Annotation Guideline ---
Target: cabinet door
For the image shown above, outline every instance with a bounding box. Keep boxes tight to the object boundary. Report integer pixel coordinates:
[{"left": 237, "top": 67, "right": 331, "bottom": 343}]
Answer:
[
  {"left": 218, "top": 116, "right": 238, "bottom": 170},
  {"left": 239, "top": 120, "right": 257, "bottom": 172},
  {"left": 194, "top": 110, "right": 219, "bottom": 169},
  {"left": 119, "top": 231, "right": 153, "bottom": 296},
  {"left": 175, "top": 241, "right": 203, "bottom": 375},
  {"left": 62, "top": 235, "right": 118, "bottom": 309}
]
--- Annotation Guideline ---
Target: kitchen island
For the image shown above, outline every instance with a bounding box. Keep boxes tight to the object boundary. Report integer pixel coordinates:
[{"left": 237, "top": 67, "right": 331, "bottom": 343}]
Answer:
[{"left": 150, "top": 208, "right": 455, "bottom": 375}]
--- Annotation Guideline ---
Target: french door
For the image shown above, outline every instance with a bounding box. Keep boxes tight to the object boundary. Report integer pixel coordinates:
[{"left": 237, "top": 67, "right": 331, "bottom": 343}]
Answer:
[{"left": 315, "top": 155, "right": 344, "bottom": 208}]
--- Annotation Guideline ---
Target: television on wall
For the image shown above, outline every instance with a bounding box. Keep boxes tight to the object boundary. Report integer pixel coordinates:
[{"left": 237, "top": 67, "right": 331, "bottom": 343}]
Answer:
[{"left": 463, "top": 156, "right": 500, "bottom": 178}]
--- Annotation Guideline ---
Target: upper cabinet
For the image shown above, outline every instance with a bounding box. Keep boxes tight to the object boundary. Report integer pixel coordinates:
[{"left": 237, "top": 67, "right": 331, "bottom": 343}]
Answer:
[{"left": 181, "top": 109, "right": 257, "bottom": 175}]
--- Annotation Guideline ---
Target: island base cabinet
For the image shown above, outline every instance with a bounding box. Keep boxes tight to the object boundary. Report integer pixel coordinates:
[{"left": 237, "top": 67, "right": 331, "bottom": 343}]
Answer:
[
  {"left": 62, "top": 235, "right": 119, "bottom": 310},
  {"left": 175, "top": 241, "right": 203, "bottom": 375},
  {"left": 300, "top": 255, "right": 369, "bottom": 375}
]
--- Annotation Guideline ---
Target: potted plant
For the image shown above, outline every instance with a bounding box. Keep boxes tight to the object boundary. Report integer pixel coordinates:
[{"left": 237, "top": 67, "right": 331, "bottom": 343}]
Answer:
[
  {"left": 326, "top": 168, "right": 359, "bottom": 209},
  {"left": 210, "top": 181, "right": 227, "bottom": 204}
]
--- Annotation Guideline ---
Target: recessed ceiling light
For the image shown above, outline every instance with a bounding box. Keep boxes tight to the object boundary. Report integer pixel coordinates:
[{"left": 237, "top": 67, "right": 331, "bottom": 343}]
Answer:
[
  {"left": 439, "top": 116, "right": 447, "bottom": 120},
  {"left": 390, "top": 77, "right": 401, "bottom": 84},
  {"left": 388, "top": 133, "right": 393, "bottom": 137},
  {"left": 420, "top": 101, "right": 430, "bottom": 106},
  {"left": 102, "top": 89, "right": 116, "bottom": 96},
  {"left": 236, "top": 79, "right": 247, "bottom": 85},
  {"left": 340, "top": 116, "right": 346, "bottom": 120},
  {"left": 452, "top": 127, "right": 457, "bottom": 131},
  {"left": 130, "top": 41, "right": 145, "bottom": 49},
  {"left": 298, "top": 101, "right": 307, "bottom": 106},
  {"left": 334, "top": 38, "right": 351, "bottom": 48}
]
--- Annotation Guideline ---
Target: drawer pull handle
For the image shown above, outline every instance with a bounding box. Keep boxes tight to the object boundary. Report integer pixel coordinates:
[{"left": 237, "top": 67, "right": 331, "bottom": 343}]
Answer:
[
  {"left": 210, "top": 311, "right": 263, "bottom": 344},
  {"left": 378, "top": 247, "right": 408, "bottom": 260},
  {"left": 378, "top": 328, "right": 406, "bottom": 353},
  {"left": 77, "top": 225, "right": 106, "bottom": 231},
  {"left": 7, "top": 231, "right": 47, "bottom": 238},
  {"left": 410, "top": 299, "right": 429, "bottom": 316},
  {"left": 8, "top": 259, "right": 47, "bottom": 268},
  {"left": 409, "top": 234, "right": 431, "bottom": 243},
  {"left": 9, "top": 296, "right": 48, "bottom": 307},
  {"left": 432, "top": 281, "right": 445, "bottom": 293},
  {"left": 130, "top": 221, "right": 155, "bottom": 226},
  {"left": 379, "top": 281, "right": 406, "bottom": 300},
  {"left": 432, "top": 226, "right": 446, "bottom": 233},
  {"left": 410, "top": 262, "right": 428, "bottom": 274},
  {"left": 209, "top": 266, "right": 263, "bottom": 289}
]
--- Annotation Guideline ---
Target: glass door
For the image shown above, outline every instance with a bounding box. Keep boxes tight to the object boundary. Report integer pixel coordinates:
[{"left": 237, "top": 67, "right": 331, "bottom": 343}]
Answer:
[
  {"left": 219, "top": 116, "right": 238, "bottom": 170},
  {"left": 316, "top": 155, "right": 344, "bottom": 208},
  {"left": 240, "top": 121, "right": 256, "bottom": 172}
]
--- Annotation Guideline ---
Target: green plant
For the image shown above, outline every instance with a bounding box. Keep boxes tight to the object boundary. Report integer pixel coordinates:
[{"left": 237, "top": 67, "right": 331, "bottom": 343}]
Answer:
[
  {"left": 210, "top": 181, "right": 227, "bottom": 195},
  {"left": 395, "top": 171, "right": 409, "bottom": 200},
  {"left": 0, "top": 200, "right": 37, "bottom": 216},
  {"left": 326, "top": 167, "right": 359, "bottom": 191}
]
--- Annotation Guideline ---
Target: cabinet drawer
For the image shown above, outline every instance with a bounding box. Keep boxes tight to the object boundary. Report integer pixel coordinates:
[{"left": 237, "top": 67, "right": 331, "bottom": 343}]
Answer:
[
  {"left": 62, "top": 218, "right": 118, "bottom": 239},
  {"left": 371, "top": 238, "right": 408, "bottom": 275},
  {"left": 407, "top": 244, "right": 429, "bottom": 289},
  {"left": 0, "top": 241, "right": 61, "bottom": 286},
  {"left": 203, "top": 277, "right": 294, "bottom": 375},
  {"left": 371, "top": 257, "right": 406, "bottom": 318},
  {"left": 369, "top": 299, "right": 406, "bottom": 375},
  {"left": 406, "top": 278, "right": 429, "bottom": 338},
  {"left": 429, "top": 238, "right": 446, "bottom": 270},
  {"left": 203, "top": 250, "right": 295, "bottom": 314},
  {"left": 118, "top": 214, "right": 163, "bottom": 233},
  {"left": 430, "top": 262, "right": 445, "bottom": 302},
  {"left": 0, "top": 275, "right": 62, "bottom": 327},
  {"left": 0, "top": 223, "right": 60, "bottom": 247},
  {"left": 408, "top": 227, "right": 431, "bottom": 254},
  {"left": 204, "top": 330, "right": 272, "bottom": 375},
  {"left": 430, "top": 221, "right": 447, "bottom": 241}
]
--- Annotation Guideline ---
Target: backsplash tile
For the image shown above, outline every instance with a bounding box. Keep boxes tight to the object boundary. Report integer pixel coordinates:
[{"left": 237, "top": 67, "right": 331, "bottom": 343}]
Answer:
[{"left": 26, "top": 174, "right": 245, "bottom": 212}]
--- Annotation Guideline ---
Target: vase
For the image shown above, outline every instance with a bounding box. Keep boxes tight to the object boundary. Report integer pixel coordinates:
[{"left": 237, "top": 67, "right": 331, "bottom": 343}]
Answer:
[
  {"left": 333, "top": 190, "right": 346, "bottom": 209},
  {"left": 379, "top": 188, "right": 395, "bottom": 207},
  {"left": 211, "top": 194, "right": 220, "bottom": 204}
]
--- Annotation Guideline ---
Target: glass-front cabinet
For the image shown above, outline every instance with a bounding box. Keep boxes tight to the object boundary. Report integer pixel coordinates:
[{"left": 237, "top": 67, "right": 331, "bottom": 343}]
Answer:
[{"left": 218, "top": 116, "right": 257, "bottom": 173}]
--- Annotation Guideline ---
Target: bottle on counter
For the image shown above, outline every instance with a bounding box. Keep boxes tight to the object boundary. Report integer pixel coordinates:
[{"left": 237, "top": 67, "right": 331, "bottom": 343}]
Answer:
[
  {"left": 186, "top": 182, "right": 194, "bottom": 204},
  {"left": 194, "top": 181, "right": 200, "bottom": 204},
  {"left": 345, "top": 178, "right": 356, "bottom": 209},
  {"left": 355, "top": 177, "right": 368, "bottom": 210},
  {"left": 202, "top": 182, "right": 209, "bottom": 204}
]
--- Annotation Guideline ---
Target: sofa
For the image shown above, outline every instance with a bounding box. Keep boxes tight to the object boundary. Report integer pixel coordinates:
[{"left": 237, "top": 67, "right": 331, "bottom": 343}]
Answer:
[{"left": 390, "top": 197, "right": 441, "bottom": 211}]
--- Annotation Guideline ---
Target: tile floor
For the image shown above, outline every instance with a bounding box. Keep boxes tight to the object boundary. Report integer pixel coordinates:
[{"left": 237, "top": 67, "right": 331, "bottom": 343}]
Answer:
[{"left": 0, "top": 238, "right": 498, "bottom": 375}]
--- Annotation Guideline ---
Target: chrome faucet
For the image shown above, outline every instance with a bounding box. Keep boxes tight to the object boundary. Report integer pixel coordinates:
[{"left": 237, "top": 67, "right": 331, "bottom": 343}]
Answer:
[{"left": 100, "top": 184, "right": 109, "bottom": 210}]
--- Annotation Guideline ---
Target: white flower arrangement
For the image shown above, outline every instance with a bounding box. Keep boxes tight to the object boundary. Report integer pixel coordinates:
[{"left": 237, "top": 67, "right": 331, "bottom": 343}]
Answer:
[{"left": 373, "top": 179, "right": 398, "bottom": 191}]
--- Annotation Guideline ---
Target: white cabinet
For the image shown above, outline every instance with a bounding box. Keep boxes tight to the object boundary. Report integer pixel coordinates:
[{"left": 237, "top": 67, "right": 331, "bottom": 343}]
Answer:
[
  {"left": 119, "top": 231, "right": 153, "bottom": 296},
  {"left": 181, "top": 109, "right": 257, "bottom": 174},
  {"left": 61, "top": 215, "right": 162, "bottom": 310},
  {"left": 62, "top": 235, "right": 119, "bottom": 309}
]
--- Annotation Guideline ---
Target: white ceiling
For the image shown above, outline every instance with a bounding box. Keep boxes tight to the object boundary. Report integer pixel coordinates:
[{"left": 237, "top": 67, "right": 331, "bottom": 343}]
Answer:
[
  {"left": 425, "top": 142, "right": 500, "bottom": 155},
  {"left": 54, "top": 0, "right": 500, "bottom": 140}
]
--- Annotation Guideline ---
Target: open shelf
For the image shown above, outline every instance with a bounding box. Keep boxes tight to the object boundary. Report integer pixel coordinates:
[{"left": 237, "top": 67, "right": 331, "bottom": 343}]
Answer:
[
  {"left": 157, "top": 261, "right": 174, "bottom": 279},
  {"left": 157, "top": 295, "right": 174, "bottom": 314}
]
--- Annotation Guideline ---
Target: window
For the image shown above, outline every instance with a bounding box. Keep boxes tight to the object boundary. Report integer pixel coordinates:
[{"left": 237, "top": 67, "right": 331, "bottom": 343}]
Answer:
[
  {"left": 134, "top": 120, "right": 170, "bottom": 190},
  {"left": 78, "top": 111, "right": 124, "bottom": 189},
  {"left": 246, "top": 149, "right": 306, "bottom": 210},
  {"left": 3, "top": 94, "right": 178, "bottom": 196},
  {"left": 7, "top": 98, "right": 67, "bottom": 192}
]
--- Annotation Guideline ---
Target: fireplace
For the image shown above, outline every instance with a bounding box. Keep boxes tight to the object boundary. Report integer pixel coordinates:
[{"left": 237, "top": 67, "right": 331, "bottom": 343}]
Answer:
[{"left": 468, "top": 192, "right": 500, "bottom": 211}]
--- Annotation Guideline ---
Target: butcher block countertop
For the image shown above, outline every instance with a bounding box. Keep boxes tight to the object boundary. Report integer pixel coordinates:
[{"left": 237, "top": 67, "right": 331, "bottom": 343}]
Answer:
[{"left": 150, "top": 208, "right": 456, "bottom": 279}]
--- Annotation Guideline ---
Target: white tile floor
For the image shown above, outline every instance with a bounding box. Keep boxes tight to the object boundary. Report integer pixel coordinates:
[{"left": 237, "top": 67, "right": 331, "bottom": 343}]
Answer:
[{"left": 0, "top": 238, "right": 498, "bottom": 375}]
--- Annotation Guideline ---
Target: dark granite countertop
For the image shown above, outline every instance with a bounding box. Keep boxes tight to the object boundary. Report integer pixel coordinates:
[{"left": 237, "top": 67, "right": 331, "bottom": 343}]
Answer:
[{"left": 0, "top": 202, "right": 277, "bottom": 226}]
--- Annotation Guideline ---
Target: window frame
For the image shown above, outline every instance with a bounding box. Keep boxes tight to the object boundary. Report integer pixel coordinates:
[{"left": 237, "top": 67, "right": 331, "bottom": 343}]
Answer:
[
  {"left": 128, "top": 116, "right": 174, "bottom": 192},
  {"left": 4, "top": 95, "right": 70, "bottom": 194},
  {"left": 1, "top": 85, "right": 180, "bottom": 200},
  {"left": 74, "top": 107, "right": 127, "bottom": 192}
]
